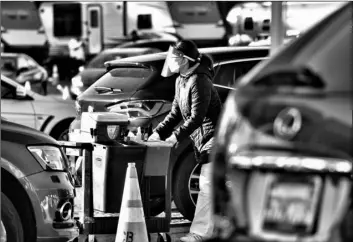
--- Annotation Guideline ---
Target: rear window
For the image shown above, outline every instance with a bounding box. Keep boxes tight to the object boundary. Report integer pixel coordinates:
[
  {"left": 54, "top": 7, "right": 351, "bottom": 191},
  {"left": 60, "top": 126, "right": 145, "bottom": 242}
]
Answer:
[
  {"left": 90, "top": 67, "right": 154, "bottom": 93},
  {"left": 167, "top": 2, "right": 222, "bottom": 24},
  {"left": 1, "top": 2, "right": 42, "bottom": 30}
]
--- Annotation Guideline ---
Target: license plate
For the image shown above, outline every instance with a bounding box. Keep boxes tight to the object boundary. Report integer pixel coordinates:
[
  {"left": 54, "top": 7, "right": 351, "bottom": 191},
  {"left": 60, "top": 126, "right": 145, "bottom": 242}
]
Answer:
[{"left": 263, "top": 176, "right": 322, "bottom": 234}]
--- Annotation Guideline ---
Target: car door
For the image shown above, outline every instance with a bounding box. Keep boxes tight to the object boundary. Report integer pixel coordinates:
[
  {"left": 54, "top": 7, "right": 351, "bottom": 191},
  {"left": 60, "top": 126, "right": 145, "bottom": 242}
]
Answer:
[{"left": 1, "top": 79, "right": 36, "bottom": 128}]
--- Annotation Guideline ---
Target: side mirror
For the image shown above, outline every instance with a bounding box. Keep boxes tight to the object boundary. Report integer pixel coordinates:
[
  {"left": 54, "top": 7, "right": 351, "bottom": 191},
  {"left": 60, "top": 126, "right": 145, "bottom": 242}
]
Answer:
[
  {"left": 16, "top": 85, "right": 27, "bottom": 98},
  {"left": 137, "top": 14, "right": 152, "bottom": 29}
]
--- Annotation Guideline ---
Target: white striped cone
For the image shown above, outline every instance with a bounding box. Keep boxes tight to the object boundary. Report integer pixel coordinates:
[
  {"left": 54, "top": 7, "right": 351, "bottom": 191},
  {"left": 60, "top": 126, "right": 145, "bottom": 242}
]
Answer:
[{"left": 115, "top": 163, "right": 148, "bottom": 242}]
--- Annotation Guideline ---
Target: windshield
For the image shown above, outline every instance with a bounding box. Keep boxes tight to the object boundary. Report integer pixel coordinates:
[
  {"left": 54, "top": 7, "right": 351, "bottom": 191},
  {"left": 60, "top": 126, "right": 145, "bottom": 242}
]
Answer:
[
  {"left": 1, "top": 2, "right": 42, "bottom": 30},
  {"left": 167, "top": 2, "right": 222, "bottom": 24},
  {"left": 88, "top": 67, "right": 154, "bottom": 93}
]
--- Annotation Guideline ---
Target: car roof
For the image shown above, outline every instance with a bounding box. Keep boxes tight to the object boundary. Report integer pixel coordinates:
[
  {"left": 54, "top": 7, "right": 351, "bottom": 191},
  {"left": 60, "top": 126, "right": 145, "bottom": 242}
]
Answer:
[
  {"left": 106, "top": 46, "right": 270, "bottom": 67},
  {"left": 117, "top": 38, "right": 178, "bottom": 48},
  {"left": 101, "top": 47, "right": 160, "bottom": 55}
]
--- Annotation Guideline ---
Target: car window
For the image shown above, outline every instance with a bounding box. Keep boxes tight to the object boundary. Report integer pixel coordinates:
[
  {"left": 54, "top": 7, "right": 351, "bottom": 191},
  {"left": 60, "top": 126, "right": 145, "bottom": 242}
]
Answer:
[
  {"left": 1, "top": 80, "right": 16, "bottom": 99},
  {"left": 87, "top": 53, "right": 129, "bottom": 68},
  {"left": 213, "top": 59, "right": 263, "bottom": 87},
  {"left": 89, "top": 67, "right": 155, "bottom": 93},
  {"left": 1, "top": 57, "right": 17, "bottom": 71},
  {"left": 167, "top": 2, "right": 222, "bottom": 24},
  {"left": 17, "top": 55, "right": 37, "bottom": 70}
]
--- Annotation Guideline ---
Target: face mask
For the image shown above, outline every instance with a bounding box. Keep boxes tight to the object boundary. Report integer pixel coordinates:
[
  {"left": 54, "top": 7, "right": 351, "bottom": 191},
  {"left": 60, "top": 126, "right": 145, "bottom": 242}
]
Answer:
[{"left": 161, "top": 46, "right": 195, "bottom": 77}]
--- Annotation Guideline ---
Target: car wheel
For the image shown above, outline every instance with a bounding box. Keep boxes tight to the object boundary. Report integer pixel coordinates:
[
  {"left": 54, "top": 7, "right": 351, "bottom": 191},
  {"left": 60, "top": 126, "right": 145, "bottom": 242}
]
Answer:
[
  {"left": 172, "top": 151, "right": 200, "bottom": 221},
  {"left": 1, "top": 192, "right": 24, "bottom": 242},
  {"left": 50, "top": 119, "right": 74, "bottom": 141},
  {"left": 57, "top": 128, "right": 70, "bottom": 141}
]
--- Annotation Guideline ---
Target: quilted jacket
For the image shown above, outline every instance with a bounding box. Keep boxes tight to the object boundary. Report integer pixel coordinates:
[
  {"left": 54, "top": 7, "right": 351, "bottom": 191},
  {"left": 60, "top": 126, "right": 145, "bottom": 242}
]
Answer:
[{"left": 154, "top": 55, "right": 222, "bottom": 164}]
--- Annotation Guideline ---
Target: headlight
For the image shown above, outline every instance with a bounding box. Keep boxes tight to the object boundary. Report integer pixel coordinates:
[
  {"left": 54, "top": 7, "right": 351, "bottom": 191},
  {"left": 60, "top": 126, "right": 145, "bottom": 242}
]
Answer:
[
  {"left": 72, "top": 75, "right": 83, "bottom": 87},
  {"left": 107, "top": 100, "right": 165, "bottom": 118},
  {"left": 28, "top": 145, "right": 68, "bottom": 171}
]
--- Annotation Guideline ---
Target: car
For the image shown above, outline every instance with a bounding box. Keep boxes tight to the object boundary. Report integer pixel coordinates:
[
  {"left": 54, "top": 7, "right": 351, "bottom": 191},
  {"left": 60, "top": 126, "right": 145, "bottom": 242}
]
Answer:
[
  {"left": 70, "top": 46, "right": 269, "bottom": 220},
  {"left": 1, "top": 119, "right": 79, "bottom": 242},
  {"left": 1, "top": 52, "right": 48, "bottom": 89},
  {"left": 211, "top": 3, "right": 352, "bottom": 242},
  {"left": 1, "top": 74, "right": 76, "bottom": 141},
  {"left": 70, "top": 47, "right": 161, "bottom": 99}
]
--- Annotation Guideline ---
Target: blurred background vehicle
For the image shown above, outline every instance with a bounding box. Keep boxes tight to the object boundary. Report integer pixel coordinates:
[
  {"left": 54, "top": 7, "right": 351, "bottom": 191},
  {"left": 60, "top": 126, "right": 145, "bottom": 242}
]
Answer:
[
  {"left": 1, "top": 52, "right": 49, "bottom": 95},
  {"left": 226, "top": 1, "right": 344, "bottom": 46},
  {"left": 115, "top": 36, "right": 180, "bottom": 52},
  {"left": 1, "top": 1, "right": 49, "bottom": 64},
  {"left": 37, "top": 1, "right": 227, "bottom": 81},
  {"left": 212, "top": 3, "right": 352, "bottom": 242},
  {"left": 1, "top": 119, "right": 79, "bottom": 242},
  {"left": 1, "top": 74, "right": 76, "bottom": 141},
  {"left": 70, "top": 47, "right": 161, "bottom": 99},
  {"left": 70, "top": 46, "right": 269, "bottom": 220}
]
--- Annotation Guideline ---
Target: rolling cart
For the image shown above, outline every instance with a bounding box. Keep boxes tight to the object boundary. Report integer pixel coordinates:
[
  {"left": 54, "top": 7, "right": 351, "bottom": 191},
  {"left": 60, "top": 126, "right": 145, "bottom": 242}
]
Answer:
[{"left": 60, "top": 138, "right": 175, "bottom": 242}]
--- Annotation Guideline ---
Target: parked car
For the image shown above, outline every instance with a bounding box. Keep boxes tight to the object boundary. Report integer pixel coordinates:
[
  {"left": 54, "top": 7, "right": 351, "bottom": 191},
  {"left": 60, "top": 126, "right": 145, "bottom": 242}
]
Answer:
[
  {"left": 1, "top": 52, "right": 48, "bottom": 88},
  {"left": 1, "top": 119, "right": 79, "bottom": 242},
  {"left": 1, "top": 74, "right": 76, "bottom": 141},
  {"left": 70, "top": 47, "right": 161, "bottom": 99},
  {"left": 70, "top": 46, "right": 269, "bottom": 220},
  {"left": 212, "top": 3, "right": 352, "bottom": 242}
]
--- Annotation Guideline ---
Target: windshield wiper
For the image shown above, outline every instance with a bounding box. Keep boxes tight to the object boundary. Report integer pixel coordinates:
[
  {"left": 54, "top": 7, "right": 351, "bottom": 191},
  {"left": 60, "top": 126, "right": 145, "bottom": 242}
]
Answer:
[{"left": 94, "top": 86, "right": 123, "bottom": 94}]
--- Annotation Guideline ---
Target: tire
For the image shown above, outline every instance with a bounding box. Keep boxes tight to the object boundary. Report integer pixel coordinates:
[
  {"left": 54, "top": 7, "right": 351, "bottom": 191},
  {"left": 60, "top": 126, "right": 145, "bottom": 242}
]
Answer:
[
  {"left": 50, "top": 119, "right": 74, "bottom": 141},
  {"left": 172, "top": 151, "right": 201, "bottom": 221},
  {"left": 1, "top": 192, "right": 24, "bottom": 242}
]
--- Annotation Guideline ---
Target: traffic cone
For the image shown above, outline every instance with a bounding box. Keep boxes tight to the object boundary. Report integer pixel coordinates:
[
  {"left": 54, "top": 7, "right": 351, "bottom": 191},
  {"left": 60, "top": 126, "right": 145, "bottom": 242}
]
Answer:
[
  {"left": 115, "top": 163, "right": 149, "bottom": 242},
  {"left": 24, "top": 81, "right": 31, "bottom": 91},
  {"left": 51, "top": 64, "right": 59, "bottom": 86}
]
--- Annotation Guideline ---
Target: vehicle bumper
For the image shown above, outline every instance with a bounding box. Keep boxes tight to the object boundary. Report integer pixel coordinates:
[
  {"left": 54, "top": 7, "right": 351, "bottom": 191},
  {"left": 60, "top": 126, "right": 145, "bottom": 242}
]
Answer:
[
  {"left": 37, "top": 228, "right": 79, "bottom": 242},
  {"left": 21, "top": 171, "right": 79, "bottom": 241}
]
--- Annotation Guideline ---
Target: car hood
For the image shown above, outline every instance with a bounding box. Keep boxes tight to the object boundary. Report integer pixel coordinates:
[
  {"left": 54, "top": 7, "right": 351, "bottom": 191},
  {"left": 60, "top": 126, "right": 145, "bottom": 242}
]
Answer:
[{"left": 1, "top": 119, "right": 59, "bottom": 145}]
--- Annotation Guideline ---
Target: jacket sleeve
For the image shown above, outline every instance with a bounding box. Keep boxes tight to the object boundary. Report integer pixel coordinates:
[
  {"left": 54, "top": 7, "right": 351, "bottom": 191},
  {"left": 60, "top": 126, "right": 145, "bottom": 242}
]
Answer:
[
  {"left": 154, "top": 85, "right": 182, "bottom": 140},
  {"left": 173, "top": 74, "right": 211, "bottom": 141}
]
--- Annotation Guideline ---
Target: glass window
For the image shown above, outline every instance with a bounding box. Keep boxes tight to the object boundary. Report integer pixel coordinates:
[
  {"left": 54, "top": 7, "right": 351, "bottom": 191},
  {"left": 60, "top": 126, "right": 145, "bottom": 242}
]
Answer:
[
  {"left": 214, "top": 59, "right": 262, "bottom": 87},
  {"left": 1, "top": 81, "right": 16, "bottom": 99},
  {"left": 90, "top": 10, "right": 98, "bottom": 28},
  {"left": 1, "top": 1, "right": 41, "bottom": 30},
  {"left": 89, "top": 67, "right": 154, "bottom": 93},
  {"left": 167, "top": 2, "right": 222, "bottom": 24},
  {"left": 53, "top": 3, "right": 82, "bottom": 37}
]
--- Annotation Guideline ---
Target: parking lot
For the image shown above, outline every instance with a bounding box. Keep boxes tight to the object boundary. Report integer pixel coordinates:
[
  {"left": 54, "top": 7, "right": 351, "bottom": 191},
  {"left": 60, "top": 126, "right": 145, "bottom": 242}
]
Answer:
[{"left": 1, "top": 2, "right": 352, "bottom": 242}]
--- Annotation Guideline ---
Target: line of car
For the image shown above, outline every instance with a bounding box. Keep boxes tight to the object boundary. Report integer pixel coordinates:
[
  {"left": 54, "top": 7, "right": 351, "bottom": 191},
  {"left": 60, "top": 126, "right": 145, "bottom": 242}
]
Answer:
[{"left": 1, "top": 3, "right": 350, "bottom": 241}]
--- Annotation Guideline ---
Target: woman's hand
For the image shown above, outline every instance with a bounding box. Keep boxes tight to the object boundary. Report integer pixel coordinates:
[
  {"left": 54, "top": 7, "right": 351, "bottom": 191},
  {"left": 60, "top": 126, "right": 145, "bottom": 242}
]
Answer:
[
  {"left": 165, "top": 134, "right": 178, "bottom": 145},
  {"left": 148, "top": 132, "right": 161, "bottom": 141}
]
